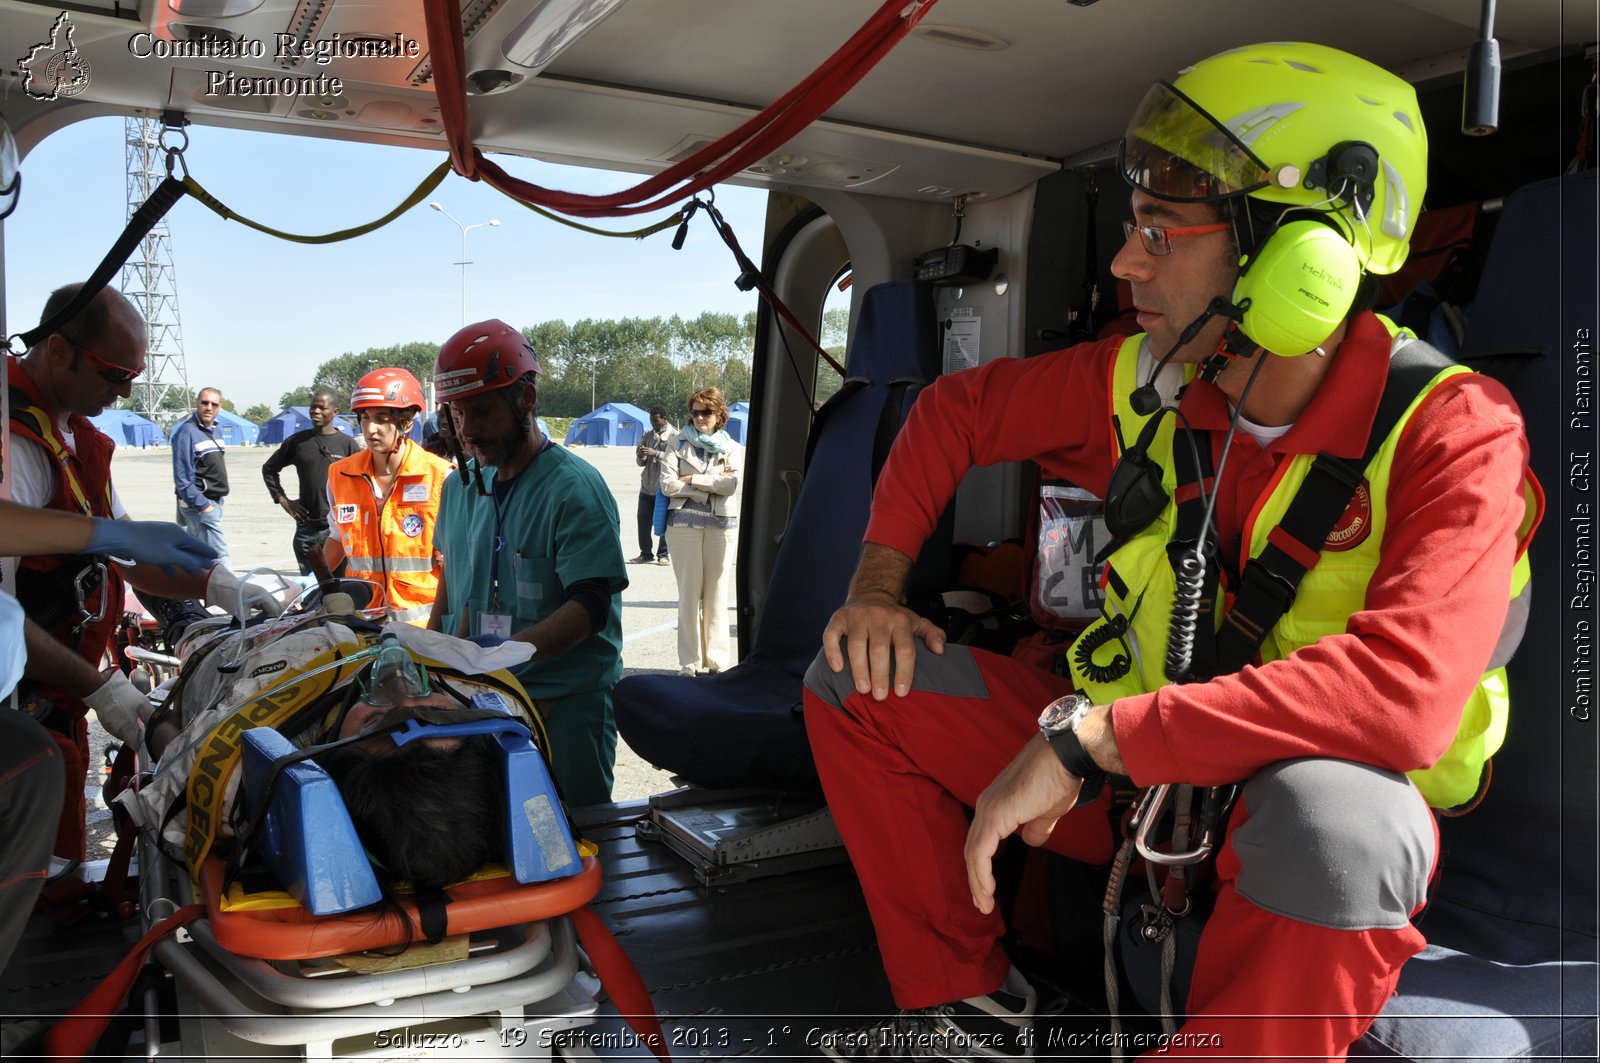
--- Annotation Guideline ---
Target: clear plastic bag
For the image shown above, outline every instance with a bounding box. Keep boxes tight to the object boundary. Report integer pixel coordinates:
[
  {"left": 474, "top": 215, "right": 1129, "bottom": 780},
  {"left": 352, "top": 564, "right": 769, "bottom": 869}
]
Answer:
[{"left": 1029, "top": 482, "right": 1108, "bottom": 629}]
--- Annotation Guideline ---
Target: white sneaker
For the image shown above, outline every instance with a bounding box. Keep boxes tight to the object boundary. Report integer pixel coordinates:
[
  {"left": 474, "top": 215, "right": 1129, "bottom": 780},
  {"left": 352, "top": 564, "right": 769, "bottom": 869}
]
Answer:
[
  {"left": 678, "top": 666, "right": 696, "bottom": 677},
  {"left": 819, "top": 969, "right": 1036, "bottom": 1061}
]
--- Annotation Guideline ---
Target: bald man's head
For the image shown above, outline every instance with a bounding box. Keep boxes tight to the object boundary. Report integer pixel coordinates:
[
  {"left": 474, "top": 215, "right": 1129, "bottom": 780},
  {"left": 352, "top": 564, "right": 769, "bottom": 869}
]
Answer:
[{"left": 34, "top": 283, "right": 145, "bottom": 354}]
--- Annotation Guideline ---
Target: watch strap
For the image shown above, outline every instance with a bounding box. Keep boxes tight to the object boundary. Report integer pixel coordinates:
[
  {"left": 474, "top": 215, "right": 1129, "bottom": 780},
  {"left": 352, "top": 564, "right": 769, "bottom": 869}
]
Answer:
[{"left": 1046, "top": 724, "right": 1103, "bottom": 782}]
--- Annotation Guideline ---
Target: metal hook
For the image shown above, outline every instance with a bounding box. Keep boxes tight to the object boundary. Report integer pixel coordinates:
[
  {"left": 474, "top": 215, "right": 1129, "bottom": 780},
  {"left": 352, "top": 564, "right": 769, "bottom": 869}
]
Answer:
[
  {"left": 1131, "top": 783, "right": 1216, "bottom": 867},
  {"left": 160, "top": 121, "right": 190, "bottom": 178}
]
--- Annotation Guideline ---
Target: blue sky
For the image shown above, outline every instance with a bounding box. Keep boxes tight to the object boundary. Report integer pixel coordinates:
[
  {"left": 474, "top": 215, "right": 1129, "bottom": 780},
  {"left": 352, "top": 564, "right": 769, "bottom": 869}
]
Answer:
[{"left": 4, "top": 118, "right": 767, "bottom": 410}]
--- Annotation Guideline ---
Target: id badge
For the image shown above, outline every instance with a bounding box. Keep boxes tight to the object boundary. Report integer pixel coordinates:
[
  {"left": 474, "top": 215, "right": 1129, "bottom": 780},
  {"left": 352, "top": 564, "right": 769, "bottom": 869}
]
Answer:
[{"left": 479, "top": 612, "right": 514, "bottom": 639}]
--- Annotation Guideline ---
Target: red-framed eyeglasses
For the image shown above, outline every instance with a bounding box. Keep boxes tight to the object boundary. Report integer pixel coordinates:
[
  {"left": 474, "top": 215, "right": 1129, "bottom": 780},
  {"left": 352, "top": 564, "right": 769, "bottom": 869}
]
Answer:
[
  {"left": 1121, "top": 220, "right": 1232, "bottom": 256},
  {"left": 60, "top": 332, "right": 145, "bottom": 386}
]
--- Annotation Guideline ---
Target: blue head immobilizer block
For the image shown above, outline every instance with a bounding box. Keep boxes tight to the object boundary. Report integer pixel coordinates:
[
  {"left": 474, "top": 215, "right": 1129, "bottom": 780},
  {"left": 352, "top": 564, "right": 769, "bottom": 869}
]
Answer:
[
  {"left": 239, "top": 727, "right": 383, "bottom": 916},
  {"left": 386, "top": 693, "right": 583, "bottom": 885},
  {"left": 238, "top": 694, "right": 581, "bottom": 914}
]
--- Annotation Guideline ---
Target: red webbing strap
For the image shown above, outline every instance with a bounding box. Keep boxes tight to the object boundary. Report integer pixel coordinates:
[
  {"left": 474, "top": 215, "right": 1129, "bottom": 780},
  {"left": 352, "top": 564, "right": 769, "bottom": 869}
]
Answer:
[
  {"left": 421, "top": 0, "right": 477, "bottom": 181},
  {"left": 423, "top": 0, "right": 937, "bottom": 217},
  {"left": 96, "top": 742, "right": 140, "bottom": 911},
  {"left": 568, "top": 904, "right": 672, "bottom": 1062},
  {"left": 42, "top": 903, "right": 205, "bottom": 1062}
]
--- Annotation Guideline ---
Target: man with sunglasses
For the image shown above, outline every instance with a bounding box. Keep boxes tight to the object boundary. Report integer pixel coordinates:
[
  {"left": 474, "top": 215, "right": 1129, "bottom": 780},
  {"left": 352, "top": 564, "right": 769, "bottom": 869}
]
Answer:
[
  {"left": 170, "top": 385, "right": 232, "bottom": 569},
  {"left": 4, "top": 282, "right": 285, "bottom": 866},
  {"left": 803, "top": 44, "right": 1539, "bottom": 1059}
]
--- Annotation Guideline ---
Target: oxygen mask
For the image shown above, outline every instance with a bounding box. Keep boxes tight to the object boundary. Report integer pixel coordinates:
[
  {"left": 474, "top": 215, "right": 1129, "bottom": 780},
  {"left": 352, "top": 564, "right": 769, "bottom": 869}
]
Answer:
[{"left": 358, "top": 634, "right": 432, "bottom": 709}]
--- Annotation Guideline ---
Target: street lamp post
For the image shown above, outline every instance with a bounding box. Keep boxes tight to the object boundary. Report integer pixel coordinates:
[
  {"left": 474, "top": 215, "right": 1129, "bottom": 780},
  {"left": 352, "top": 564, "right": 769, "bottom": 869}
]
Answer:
[{"left": 429, "top": 201, "right": 500, "bottom": 326}]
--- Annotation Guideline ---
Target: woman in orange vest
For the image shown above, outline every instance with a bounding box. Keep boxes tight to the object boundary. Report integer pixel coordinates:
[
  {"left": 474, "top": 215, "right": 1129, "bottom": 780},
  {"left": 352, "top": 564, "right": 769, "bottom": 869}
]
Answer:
[{"left": 323, "top": 368, "right": 454, "bottom": 625}]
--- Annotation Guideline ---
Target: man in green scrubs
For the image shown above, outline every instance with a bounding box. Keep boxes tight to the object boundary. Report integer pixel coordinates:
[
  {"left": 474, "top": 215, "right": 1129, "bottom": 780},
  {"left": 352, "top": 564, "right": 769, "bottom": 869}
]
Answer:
[{"left": 428, "top": 319, "right": 627, "bottom": 804}]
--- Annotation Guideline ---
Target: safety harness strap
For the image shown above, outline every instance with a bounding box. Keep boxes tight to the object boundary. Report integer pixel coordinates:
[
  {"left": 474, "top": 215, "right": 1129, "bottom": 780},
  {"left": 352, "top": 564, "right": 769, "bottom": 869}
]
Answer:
[
  {"left": 12, "top": 176, "right": 188, "bottom": 351},
  {"left": 1214, "top": 340, "right": 1457, "bottom": 675}
]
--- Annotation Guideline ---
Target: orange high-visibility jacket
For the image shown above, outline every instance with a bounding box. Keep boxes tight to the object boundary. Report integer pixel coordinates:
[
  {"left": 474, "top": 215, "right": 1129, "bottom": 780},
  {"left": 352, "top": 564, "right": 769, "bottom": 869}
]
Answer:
[{"left": 327, "top": 440, "right": 453, "bottom": 625}]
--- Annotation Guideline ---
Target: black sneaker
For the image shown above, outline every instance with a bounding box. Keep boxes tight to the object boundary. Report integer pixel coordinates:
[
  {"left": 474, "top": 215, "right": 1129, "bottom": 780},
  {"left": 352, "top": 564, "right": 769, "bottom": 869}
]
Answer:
[{"left": 818, "top": 975, "right": 1036, "bottom": 1060}]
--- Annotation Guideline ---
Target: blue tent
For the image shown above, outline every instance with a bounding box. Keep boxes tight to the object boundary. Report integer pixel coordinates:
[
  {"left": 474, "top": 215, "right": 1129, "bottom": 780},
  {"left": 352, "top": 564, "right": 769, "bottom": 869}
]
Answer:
[
  {"left": 211, "top": 408, "right": 260, "bottom": 446},
  {"left": 89, "top": 408, "right": 165, "bottom": 447},
  {"left": 609, "top": 402, "right": 651, "bottom": 429},
  {"left": 726, "top": 401, "right": 751, "bottom": 444},
  {"left": 258, "top": 407, "right": 358, "bottom": 446},
  {"left": 563, "top": 403, "right": 647, "bottom": 446}
]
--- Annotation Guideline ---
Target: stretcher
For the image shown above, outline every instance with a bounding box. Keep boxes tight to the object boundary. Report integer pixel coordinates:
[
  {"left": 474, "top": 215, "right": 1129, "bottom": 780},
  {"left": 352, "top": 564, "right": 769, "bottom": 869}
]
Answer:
[{"left": 44, "top": 606, "right": 665, "bottom": 1063}]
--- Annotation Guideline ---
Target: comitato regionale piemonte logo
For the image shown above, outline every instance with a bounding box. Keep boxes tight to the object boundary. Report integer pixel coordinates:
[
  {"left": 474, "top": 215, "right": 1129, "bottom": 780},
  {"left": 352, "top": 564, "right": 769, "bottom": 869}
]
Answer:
[{"left": 18, "top": 12, "right": 93, "bottom": 102}]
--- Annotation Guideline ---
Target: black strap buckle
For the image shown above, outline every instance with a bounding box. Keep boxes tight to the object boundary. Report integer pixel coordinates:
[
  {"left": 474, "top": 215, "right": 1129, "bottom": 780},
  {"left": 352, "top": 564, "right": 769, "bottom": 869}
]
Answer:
[{"left": 1237, "top": 558, "right": 1298, "bottom": 611}]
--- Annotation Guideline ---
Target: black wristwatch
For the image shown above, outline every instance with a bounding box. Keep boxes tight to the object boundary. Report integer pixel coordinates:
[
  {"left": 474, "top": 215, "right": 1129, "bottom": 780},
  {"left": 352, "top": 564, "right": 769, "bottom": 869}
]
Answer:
[{"left": 1037, "top": 693, "right": 1107, "bottom": 805}]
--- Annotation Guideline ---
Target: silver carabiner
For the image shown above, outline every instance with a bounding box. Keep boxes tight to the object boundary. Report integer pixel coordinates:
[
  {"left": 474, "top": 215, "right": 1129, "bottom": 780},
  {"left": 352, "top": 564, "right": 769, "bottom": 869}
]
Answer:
[
  {"left": 1131, "top": 783, "right": 1215, "bottom": 867},
  {"left": 161, "top": 123, "right": 190, "bottom": 179},
  {"left": 69, "top": 560, "right": 110, "bottom": 638}
]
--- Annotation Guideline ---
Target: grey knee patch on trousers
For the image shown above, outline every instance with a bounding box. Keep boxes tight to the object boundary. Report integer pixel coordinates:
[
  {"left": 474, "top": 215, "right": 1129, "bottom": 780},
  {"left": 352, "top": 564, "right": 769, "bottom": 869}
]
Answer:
[
  {"left": 1232, "top": 759, "right": 1435, "bottom": 931},
  {"left": 803, "top": 641, "right": 990, "bottom": 711}
]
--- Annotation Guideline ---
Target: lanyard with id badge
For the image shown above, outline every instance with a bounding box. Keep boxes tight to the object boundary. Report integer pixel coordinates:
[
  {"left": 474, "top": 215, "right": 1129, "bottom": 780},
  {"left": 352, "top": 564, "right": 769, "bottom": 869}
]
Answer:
[
  {"left": 481, "top": 475, "right": 520, "bottom": 639},
  {"left": 480, "top": 438, "right": 552, "bottom": 639}
]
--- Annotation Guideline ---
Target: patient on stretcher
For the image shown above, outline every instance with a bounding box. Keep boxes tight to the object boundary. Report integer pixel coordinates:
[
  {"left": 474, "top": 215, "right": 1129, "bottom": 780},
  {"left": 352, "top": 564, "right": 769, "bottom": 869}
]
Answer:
[{"left": 120, "top": 615, "right": 581, "bottom": 921}]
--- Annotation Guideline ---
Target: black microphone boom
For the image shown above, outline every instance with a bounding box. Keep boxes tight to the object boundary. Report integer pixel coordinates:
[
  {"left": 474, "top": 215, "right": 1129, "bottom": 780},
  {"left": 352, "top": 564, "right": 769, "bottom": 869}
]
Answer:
[{"left": 1131, "top": 295, "right": 1244, "bottom": 414}]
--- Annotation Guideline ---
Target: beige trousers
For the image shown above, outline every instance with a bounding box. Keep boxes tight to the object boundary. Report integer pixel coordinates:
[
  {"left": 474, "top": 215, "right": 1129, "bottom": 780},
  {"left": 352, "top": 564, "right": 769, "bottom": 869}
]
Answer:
[{"left": 664, "top": 523, "right": 734, "bottom": 672}]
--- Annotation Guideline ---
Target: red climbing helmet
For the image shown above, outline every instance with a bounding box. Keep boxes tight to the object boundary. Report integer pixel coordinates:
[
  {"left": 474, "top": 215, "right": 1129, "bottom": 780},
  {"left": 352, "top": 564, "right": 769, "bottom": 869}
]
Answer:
[{"left": 433, "top": 319, "right": 542, "bottom": 401}]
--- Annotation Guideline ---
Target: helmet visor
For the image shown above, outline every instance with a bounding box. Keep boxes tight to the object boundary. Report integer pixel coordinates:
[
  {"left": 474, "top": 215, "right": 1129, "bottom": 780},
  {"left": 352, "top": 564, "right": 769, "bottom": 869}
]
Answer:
[{"left": 1119, "top": 81, "right": 1269, "bottom": 202}]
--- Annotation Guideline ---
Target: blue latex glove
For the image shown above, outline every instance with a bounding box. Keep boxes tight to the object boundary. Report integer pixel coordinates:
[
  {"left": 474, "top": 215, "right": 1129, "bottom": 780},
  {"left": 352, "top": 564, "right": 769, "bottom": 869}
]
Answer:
[
  {"left": 467, "top": 633, "right": 508, "bottom": 648},
  {"left": 88, "top": 517, "right": 219, "bottom": 575}
]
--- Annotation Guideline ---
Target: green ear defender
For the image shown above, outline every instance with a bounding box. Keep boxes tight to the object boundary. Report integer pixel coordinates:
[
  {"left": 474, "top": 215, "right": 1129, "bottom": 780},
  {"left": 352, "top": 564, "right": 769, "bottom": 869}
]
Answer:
[{"left": 1231, "top": 218, "right": 1362, "bottom": 356}]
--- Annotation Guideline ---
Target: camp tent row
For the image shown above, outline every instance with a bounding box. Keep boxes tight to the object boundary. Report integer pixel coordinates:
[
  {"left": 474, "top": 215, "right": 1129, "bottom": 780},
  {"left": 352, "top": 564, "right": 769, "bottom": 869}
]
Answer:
[
  {"left": 258, "top": 407, "right": 360, "bottom": 446},
  {"left": 562, "top": 402, "right": 751, "bottom": 446},
  {"left": 88, "top": 408, "right": 259, "bottom": 446}
]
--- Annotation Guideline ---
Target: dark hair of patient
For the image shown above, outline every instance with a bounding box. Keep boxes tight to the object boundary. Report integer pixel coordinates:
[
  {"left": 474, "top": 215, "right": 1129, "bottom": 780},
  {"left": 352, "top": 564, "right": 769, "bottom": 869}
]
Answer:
[{"left": 320, "top": 734, "right": 506, "bottom": 892}]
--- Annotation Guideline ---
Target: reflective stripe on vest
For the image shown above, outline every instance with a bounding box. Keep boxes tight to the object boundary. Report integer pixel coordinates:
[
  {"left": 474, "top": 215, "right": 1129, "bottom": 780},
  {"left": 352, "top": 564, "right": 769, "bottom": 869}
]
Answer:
[
  {"left": 345, "top": 555, "right": 435, "bottom": 574},
  {"left": 1069, "top": 332, "right": 1539, "bottom": 808}
]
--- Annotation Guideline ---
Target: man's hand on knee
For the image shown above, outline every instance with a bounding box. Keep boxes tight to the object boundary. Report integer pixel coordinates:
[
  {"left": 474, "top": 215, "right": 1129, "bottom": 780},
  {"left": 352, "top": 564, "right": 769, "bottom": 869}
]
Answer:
[
  {"left": 964, "top": 735, "right": 1081, "bottom": 915},
  {"left": 820, "top": 590, "right": 946, "bottom": 701}
]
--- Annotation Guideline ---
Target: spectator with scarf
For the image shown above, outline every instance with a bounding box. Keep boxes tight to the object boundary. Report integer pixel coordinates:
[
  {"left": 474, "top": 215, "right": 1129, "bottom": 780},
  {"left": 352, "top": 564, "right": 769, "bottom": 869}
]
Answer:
[{"left": 661, "top": 387, "right": 741, "bottom": 676}]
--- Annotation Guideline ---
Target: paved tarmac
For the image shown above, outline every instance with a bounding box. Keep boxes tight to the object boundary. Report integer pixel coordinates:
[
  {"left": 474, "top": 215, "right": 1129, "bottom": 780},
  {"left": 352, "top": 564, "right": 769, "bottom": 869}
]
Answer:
[{"left": 82, "top": 439, "right": 718, "bottom": 853}]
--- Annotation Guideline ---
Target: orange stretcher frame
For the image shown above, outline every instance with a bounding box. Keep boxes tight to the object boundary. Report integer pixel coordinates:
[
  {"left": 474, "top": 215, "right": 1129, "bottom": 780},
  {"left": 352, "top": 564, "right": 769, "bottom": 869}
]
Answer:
[{"left": 199, "top": 855, "right": 604, "bottom": 960}]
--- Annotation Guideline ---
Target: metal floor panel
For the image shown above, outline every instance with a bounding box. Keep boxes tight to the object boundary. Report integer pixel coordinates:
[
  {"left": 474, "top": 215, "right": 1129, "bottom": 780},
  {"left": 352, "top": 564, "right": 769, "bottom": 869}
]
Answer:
[
  {"left": 0, "top": 861, "right": 144, "bottom": 1026},
  {"left": 577, "top": 804, "right": 895, "bottom": 1058}
]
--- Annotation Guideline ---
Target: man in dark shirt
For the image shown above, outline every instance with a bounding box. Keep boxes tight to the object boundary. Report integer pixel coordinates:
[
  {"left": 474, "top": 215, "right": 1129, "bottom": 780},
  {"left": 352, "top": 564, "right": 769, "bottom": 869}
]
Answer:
[{"left": 261, "top": 387, "right": 359, "bottom": 577}]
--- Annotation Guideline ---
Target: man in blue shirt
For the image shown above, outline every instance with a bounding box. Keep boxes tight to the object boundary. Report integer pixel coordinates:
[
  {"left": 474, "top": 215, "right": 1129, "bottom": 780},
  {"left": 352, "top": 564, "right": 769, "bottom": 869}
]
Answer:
[
  {"left": 170, "top": 386, "right": 231, "bottom": 569},
  {"left": 428, "top": 319, "right": 628, "bottom": 805}
]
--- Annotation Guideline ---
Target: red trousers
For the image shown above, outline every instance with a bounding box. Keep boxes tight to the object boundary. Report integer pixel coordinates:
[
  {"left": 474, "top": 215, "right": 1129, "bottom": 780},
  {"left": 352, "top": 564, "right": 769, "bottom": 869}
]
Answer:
[{"left": 804, "top": 643, "right": 1435, "bottom": 1060}]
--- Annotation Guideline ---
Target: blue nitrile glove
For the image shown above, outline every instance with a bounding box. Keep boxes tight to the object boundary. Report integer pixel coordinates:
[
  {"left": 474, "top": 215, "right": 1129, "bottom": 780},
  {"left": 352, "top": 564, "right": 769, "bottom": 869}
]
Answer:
[
  {"left": 467, "top": 633, "right": 508, "bottom": 648},
  {"left": 88, "top": 517, "right": 220, "bottom": 575}
]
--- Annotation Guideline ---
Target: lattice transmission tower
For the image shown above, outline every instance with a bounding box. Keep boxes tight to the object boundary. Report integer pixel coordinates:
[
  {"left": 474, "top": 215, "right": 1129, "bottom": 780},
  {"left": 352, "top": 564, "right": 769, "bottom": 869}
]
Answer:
[{"left": 121, "top": 116, "right": 189, "bottom": 425}]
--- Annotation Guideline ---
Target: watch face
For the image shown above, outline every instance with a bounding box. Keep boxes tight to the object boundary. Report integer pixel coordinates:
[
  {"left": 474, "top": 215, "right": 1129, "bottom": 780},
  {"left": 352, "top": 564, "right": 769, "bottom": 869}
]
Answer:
[{"left": 1038, "top": 694, "right": 1088, "bottom": 732}]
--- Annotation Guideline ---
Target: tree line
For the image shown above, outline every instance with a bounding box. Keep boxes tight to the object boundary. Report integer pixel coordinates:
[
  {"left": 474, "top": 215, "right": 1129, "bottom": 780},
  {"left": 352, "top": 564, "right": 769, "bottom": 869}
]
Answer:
[{"left": 126, "top": 308, "right": 849, "bottom": 423}]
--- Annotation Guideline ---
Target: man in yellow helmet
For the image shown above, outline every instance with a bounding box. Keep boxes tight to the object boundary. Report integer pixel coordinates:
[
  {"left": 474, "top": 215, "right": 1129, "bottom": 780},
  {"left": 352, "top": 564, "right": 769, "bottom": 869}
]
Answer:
[{"left": 804, "top": 43, "right": 1540, "bottom": 1059}]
